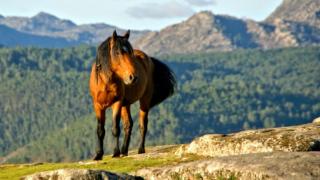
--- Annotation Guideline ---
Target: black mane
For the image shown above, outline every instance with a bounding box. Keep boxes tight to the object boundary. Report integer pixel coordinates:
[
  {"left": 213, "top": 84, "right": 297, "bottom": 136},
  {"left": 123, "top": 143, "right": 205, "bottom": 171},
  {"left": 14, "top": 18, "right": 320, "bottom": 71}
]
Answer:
[{"left": 96, "top": 37, "right": 112, "bottom": 77}]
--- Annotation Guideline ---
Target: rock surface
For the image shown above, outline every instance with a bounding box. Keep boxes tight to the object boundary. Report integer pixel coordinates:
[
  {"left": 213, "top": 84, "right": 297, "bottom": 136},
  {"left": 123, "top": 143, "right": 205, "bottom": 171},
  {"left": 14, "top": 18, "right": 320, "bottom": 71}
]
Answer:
[
  {"left": 20, "top": 122, "right": 320, "bottom": 180},
  {"left": 313, "top": 117, "right": 320, "bottom": 123},
  {"left": 22, "top": 169, "right": 142, "bottom": 180},
  {"left": 135, "top": 152, "right": 320, "bottom": 180},
  {"left": 175, "top": 123, "right": 320, "bottom": 157}
]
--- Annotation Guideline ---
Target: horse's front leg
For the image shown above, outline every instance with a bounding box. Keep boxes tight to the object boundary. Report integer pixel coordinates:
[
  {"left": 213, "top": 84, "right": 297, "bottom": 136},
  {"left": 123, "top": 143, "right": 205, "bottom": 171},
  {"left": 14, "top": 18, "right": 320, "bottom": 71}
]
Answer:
[
  {"left": 111, "top": 101, "right": 122, "bottom": 157},
  {"left": 93, "top": 104, "right": 106, "bottom": 160}
]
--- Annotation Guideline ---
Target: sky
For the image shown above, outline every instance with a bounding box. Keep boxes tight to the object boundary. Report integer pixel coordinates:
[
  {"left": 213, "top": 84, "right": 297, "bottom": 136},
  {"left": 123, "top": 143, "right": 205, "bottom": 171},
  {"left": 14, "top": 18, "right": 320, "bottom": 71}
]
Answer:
[{"left": 1, "top": 0, "right": 283, "bottom": 30}]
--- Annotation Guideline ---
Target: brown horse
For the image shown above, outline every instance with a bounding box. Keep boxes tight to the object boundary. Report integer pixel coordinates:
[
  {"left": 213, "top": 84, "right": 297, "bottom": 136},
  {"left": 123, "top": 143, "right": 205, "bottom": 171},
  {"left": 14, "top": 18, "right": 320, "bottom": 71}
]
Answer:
[{"left": 89, "top": 30, "right": 176, "bottom": 160}]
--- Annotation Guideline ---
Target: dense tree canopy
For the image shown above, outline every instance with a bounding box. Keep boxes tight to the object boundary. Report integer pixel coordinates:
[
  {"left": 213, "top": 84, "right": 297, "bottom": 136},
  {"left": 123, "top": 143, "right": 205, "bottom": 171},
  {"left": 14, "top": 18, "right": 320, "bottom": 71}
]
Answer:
[{"left": 0, "top": 46, "right": 319, "bottom": 163}]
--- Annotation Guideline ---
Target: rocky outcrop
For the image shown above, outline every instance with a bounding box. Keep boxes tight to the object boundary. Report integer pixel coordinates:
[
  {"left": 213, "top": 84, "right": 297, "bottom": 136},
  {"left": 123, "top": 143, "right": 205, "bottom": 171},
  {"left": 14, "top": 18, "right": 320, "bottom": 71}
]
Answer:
[
  {"left": 21, "top": 122, "right": 320, "bottom": 180},
  {"left": 175, "top": 122, "right": 320, "bottom": 157},
  {"left": 135, "top": 152, "right": 320, "bottom": 180},
  {"left": 313, "top": 117, "right": 320, "bottom": 123},
  {"left": 135, "top": 122, "right": 320, "bottom": 179},
  {"left": 22, "top": 169, "right": 142, "bottom": 180}
]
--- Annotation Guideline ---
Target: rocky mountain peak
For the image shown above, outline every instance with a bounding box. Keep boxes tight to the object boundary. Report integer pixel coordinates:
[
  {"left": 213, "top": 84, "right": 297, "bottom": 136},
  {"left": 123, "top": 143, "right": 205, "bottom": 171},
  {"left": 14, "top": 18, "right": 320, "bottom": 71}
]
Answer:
[
  {"left": 33, "top": 12, "right": 59, "bottom": 21},
  {"left": 187, "top": 11, "right": 214, "bottom": 22},
  {"left": 266, "top": 0, "right": 320, "bottom": 27},
  {"left": 30, "top": 11, "right": 76, "bottom": 31}
]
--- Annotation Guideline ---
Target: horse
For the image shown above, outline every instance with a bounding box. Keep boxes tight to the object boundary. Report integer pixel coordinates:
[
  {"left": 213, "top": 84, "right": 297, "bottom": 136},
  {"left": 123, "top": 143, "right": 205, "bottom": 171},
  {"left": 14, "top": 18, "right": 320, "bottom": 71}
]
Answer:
[{"left": 89, "top": 30, "right": 176, "bottom": 160}]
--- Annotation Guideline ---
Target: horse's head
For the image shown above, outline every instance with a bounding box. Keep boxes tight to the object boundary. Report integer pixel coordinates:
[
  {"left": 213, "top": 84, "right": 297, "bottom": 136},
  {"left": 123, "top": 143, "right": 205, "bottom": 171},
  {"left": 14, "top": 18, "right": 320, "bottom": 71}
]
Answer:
[{"left": 97, "top": 30, "right": 138, "bottom": 85}]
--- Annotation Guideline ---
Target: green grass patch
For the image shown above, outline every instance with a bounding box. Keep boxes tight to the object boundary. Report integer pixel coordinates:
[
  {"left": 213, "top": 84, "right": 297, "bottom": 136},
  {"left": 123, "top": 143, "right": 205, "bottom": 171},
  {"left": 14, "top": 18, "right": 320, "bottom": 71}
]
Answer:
[{"left": 0, "top": 152, "right": 203, "bottom": 180}]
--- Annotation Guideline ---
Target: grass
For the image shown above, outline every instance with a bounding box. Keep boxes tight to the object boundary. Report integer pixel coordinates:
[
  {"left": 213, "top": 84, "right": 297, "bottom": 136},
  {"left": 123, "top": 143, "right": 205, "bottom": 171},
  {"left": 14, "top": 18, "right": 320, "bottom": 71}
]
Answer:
[{"left": 0, "top": 146, "right": 203, "bottom": 180}]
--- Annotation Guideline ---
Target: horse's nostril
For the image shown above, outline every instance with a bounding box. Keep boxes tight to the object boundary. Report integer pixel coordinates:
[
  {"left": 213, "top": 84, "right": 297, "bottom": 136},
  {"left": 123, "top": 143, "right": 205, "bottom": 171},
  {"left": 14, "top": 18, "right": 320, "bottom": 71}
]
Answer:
[
  {"left": 129, "top": 74, "right": 134, "bottom": 81},
  {"left": 129, "top": 75, "right": 138, "bottom": 84},
  {"left": 133, "top": 76, "right": 138, "bottom": 83}
]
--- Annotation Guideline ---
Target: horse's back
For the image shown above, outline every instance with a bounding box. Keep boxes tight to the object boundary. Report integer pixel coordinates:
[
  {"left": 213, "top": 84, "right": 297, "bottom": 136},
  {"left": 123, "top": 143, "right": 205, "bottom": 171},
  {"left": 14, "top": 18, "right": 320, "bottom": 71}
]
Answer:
[{"left": 133, "top": 50, "right": 154, "bottom": 73}]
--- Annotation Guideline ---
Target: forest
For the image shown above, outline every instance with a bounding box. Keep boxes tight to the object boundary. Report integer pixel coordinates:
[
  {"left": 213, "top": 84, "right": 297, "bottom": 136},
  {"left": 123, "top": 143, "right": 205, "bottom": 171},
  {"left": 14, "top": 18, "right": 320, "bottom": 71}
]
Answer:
[{"left": 0, "top": 45, "right": 319, "bottom": 163}]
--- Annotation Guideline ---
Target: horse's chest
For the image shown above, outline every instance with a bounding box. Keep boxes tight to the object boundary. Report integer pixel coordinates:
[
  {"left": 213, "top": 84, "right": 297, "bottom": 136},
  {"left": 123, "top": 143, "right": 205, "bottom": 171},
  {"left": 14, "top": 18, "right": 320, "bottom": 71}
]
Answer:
[
  {"left": 123, "top": 77, "right": 147, "bottom": 104},
  {"left": 96, "top": 91, "right": 117, "bottom": 108}
]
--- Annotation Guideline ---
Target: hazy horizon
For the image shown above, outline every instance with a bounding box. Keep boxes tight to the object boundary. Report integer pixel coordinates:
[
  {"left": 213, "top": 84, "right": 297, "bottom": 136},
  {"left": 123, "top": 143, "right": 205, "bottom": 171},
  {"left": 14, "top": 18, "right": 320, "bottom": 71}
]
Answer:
[{"left": 1, "top": 0, "right": 282, "bottom": 30}]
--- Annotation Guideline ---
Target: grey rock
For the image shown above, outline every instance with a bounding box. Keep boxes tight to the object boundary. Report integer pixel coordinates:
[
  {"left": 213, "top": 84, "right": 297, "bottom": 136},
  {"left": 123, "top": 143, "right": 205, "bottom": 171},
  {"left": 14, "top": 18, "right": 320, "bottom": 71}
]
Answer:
[
  {"left": 135, "top": 152, "right": 320, "bottom": 180},
  {"left": 313, "top": 117, "right": 320, "bottom": 123},
  {"left": 175, "top": 123, "right": 320, "bottom": 157},
  {"left": 22, "top": 169, "right": 142, "bottom": 180}
]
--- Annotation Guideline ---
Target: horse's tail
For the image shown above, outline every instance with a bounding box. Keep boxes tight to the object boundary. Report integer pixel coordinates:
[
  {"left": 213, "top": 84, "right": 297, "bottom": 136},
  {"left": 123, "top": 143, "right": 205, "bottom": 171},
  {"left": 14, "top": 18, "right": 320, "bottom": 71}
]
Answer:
[{"left": 150, "top": 57, "right": 176, "bottom": 108}]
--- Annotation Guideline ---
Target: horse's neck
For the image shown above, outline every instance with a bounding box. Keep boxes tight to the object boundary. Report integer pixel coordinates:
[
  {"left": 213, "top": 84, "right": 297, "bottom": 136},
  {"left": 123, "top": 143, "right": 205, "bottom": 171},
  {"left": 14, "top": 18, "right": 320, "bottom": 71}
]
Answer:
[{"left": 101, "top": 71, "right": 122, "bottom": 86}]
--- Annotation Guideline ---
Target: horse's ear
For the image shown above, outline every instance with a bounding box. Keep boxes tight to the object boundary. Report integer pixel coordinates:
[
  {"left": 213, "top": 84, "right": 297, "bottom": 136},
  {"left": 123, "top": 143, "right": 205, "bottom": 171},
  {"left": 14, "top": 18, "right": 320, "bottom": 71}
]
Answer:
[
  {"left": 124, "top": 30, "right": 130, "bottom": 40},
  {"left": 112, "top": 30, "right": 117, "bottom": 39}
]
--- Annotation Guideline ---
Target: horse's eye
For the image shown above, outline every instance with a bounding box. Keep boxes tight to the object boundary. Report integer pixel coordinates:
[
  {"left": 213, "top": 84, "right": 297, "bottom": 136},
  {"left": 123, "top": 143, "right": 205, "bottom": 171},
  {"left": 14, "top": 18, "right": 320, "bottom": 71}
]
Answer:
[{"left": 122, "top": 46, "right": 128, "bottom": 53}]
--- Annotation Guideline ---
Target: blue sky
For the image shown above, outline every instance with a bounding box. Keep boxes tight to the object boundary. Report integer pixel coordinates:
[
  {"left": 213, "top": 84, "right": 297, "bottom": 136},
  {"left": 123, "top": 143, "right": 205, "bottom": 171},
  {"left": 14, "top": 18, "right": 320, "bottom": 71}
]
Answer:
[{"left": 1, "top": 0, "right": 282, "bottom": 30}]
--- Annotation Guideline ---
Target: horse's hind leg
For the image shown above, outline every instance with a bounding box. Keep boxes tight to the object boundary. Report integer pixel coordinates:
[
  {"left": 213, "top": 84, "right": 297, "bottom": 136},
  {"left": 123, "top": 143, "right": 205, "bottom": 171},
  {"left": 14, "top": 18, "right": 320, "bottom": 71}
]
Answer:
[
  {"left": 138, "top": 107, "right": 149, "bottom": 154},
  {"left": 120, "top": 105, "right": 133, "bottom": 156},
  {"left": 93, "top": 105, "right": 106, "bottom": 160},
  {"left": 111, "top": 101, "right": 122, "bottom": 157}
]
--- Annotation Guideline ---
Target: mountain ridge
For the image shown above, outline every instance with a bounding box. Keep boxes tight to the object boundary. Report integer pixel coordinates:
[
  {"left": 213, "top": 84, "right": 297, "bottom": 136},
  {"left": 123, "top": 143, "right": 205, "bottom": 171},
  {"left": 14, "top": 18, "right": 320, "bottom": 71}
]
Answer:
[
  {"left": 134, "top": 8, "right": 320, "bottom": 55},
  {"left": 0, "top": 12, "right": 148, "bottom": 47},
  {"left": 1, "top": 0, "right": 320, "bottom": 51}
]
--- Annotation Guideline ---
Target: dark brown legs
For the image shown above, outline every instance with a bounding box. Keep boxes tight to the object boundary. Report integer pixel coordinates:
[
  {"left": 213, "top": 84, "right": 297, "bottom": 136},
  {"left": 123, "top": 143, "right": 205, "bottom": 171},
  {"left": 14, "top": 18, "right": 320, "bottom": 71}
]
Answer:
[
  {"left": 111, "top": 101, "right": 122, "bottom": 157},
  {"left": 120, "top": 106, "right": 133, "bottom": 156},
  {"left": 138, "top": 109, "right": 149, "bottom": 154},
  {"left": 93, "top": 101, "right": 150, "bottom": 159},
  {"left": 93, "top": 106, "right": 105, "bottom": 160}
]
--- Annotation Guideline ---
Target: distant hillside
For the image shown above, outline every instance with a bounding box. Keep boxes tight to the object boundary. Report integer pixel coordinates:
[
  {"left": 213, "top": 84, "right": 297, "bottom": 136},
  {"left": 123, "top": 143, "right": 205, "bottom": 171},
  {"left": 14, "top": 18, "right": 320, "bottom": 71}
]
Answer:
[
  {"left": 0, "top": 12, "right": 148, "bottom": 47},
  {"left": 134, "top": 10, "right": 320, "bottom": 55},
  {"left": 0, "top": 24, "right": 78, "bottom": 48}
]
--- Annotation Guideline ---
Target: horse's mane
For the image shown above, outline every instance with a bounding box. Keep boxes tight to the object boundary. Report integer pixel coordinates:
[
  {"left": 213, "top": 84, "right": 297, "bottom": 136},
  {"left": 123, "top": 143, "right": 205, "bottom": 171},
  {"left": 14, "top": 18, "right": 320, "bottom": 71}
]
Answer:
[{"left": 96, "top": 37, "right": 112, "bottom": 81}]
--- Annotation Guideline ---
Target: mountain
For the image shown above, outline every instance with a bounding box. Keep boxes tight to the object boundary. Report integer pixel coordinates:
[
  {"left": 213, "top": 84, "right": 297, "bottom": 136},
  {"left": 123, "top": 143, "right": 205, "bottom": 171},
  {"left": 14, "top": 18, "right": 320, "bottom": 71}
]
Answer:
[
  {"left": 266, "top": 0, "right": 320, "bottom": 27},
  {"left": 1, "top": 0, "right": 320, "bottom": 52},
  {"left": 134, "top": 10, "right": 320, "bottom": 55},
  {"left": 0, "top": 24, "right": 78, "bottom": 47},
  {"left": 0, "top": 12, "right": 76, "bottom": 34},
  {"left": 0, "top": 12, "right": 148, "bottom": 47}
]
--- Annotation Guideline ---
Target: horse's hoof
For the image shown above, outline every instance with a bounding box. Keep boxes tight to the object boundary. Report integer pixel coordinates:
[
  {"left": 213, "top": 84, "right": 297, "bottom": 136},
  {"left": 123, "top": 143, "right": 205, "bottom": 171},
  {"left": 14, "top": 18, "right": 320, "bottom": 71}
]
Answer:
[
  {"left": 121, "top": 153, "right": 128, "bottom": 157},
  {"left": 112, "top": 149, "right": 121, "bottom": 158},
  {"left": 121, "top": 147, "right": 128, "bottom": 156},
  {"left": 93, "top": 153, "right": 103, "bottom": 160},
  {"left": 138, "top": 148, "right": 145, "bottom": 154},
  {"left": 112, "top": 153, "right": 120, "bottom": 158}
]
